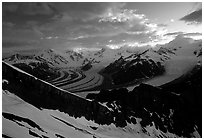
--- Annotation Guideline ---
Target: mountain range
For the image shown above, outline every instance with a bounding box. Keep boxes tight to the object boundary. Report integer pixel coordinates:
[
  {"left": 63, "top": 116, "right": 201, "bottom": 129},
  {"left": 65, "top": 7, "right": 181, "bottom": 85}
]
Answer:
[{"left": 2, "top": 36, "right": 202, "bottom": 138}]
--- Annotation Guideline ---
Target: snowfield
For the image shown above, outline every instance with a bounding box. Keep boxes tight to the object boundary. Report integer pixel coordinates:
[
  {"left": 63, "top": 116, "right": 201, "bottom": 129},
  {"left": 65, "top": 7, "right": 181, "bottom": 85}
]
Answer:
[{"left": 3, "top": 89, "right": 179, "bottom": 138}]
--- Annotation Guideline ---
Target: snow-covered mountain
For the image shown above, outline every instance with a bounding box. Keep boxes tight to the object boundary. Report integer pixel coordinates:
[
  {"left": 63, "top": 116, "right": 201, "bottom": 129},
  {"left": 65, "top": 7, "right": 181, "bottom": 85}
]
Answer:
[
  {"left": 2, "top": 36, "right": 202, "bottom": 138},
  {"left": 3, "top": 49, "right": 83, "bottom": 68},
  {"left": 3, "top": 53, "right": 41, "bottom": 65},
  {"left": 35, "top": 49, "right": 69, "bottom": 67},
  {"left": 3, "top": 36, "right": 202, "bottom": 90},
  {"left": 4, "top": 36, "right": 201, "bottom": 70},
  {"left": 3, "top": 61, "right": 201, "bottom": 138},
  {"left": 3, "top": 47, "right": 142, "bottom": 69},
  {"left": 102, "top": 36, "right": 201, "bottom": 86}
]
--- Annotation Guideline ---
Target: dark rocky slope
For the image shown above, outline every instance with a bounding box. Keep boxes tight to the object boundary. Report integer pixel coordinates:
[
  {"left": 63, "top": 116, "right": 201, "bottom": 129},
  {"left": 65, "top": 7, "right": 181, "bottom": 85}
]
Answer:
[
  {"left": 12, "top": 62, "right": 59, "bottom": 81},
  {"left": 101, "top": 49, "right": 166, "bottom": 85},
  {"left": 87, "top": 65, "right": 202, "bottom": 137}
]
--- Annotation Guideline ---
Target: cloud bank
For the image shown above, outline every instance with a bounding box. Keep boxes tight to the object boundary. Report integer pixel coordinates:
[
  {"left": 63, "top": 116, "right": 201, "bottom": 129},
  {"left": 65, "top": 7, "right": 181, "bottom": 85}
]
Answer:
[{"left": 2, "top": 2, "right": 202, "bottom": 52}]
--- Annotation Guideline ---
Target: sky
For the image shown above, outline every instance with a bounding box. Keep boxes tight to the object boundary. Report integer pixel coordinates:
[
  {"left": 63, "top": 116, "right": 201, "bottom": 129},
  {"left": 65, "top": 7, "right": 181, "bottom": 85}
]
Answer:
[{"left": 2, "top": 2, "right": 202, "bottom": 54}]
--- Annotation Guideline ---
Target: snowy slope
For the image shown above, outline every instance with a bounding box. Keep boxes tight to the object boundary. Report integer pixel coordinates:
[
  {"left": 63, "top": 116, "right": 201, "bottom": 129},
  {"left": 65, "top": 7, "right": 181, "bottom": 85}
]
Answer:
[
  {"left": 4, "top": 89, "right": 173, "bottom": 138},
  {"left": 145, "top": 37, "right": 201, "bottom": 86},
  {"left": 34, "top": 49, "right": 70, "bottom": 67}
]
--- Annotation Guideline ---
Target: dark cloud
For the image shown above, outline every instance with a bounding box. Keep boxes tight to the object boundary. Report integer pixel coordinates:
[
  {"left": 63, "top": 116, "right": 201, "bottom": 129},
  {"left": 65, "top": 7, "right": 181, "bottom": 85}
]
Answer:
[
  {"left": 2, "top": 26, "right": 41, "bottom": 49},
  {"left": 164, "top": 32, "right": 184, "bottom": 36},
  {"left": 2, "top": 22, "right": 15, "bottom": 28},
  {"left": 2, "top": 40, "right": 37, "bottom": 48},
  {"left": 3, "top": 2, "right": 55, "bottom": 16},
  {"left": 2, "top": 2, "right": 114, "bottom": 23},
  {"left": 49, "top": 3, "right": 111, "bottom": 20},
  {"left": 157, "top": 23, "right": 168, "bottom": 27},
  {"left": 2, "top": 2, "right": 168, "bottom": 50},
  {"left": 165, "top": 32, "right": 202, "bottom": 37},
  {"left": 183, "top": 32, "right": 202, "bottom": 36},
  {"left": 2, "top": 3, "right": 18, "bottom": 12},
  {"left": 4, "top": 2, "right": 197, "bottom": 51},
  {"left": 3, "top": 27, "right": 42, "bottom": 40},
  {"left": 2, "top": 3, "right": 63, "bottom": 28},
  {"left": 2, "top": 2, "right": 122, "bottom": 43},
  {"left": 180, "top": 9, "right": 202, "bottom": 24}
]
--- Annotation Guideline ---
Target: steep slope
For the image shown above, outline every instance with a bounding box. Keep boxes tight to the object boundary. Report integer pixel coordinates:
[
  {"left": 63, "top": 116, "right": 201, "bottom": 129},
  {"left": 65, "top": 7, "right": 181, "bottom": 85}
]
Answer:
[
  {"left": 101, "top": 48, "right": 169, "bottom": 85},
  {"left": 2, "top": 90, "right": 100, "bottom": 138},
  {"left": 145, "top": 37, "right": 201, "bottom": 86},
  {"left": 35, "top": 49, "right": 70, "bottom": 67},
  {"left": 87, "top": 66, "right": 202, "bottom": 137},
  {"left": 103, "top": 37, "right": 201, "bottom": 87},
  {"left": 2, "top": 61, "right": 180, "bottom": 138},
  {"left": 4, "top": 88, "right": 169, "bottom": 138}
]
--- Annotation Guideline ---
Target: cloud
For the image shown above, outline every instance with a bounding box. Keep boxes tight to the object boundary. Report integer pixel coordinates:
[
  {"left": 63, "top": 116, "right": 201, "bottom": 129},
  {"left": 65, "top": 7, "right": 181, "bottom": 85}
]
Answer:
[
  {"left": 98, "top": 8, "right": 166, "bottom": 35},
  {"left": 34, "top": 2, "right": 119, "bottom": 24},
  {"left": 180, "top": 9, "right": 202, "bottom": 24},
  {"left": 2, "top": 2, "right": 182, "bottom": 50},
  {"left": 170, "top": 19, "right": 174, "bottom": 22},
  {"left": 183, "top": 32, "right": 202, "bottom": 36},
  {"left": 183, "top": 32, "right": 202, "bottom": 40},
  {"left": 2, "top": 3, "right": 18, "bottom": 12},
  {"left": 41, "top": 36, "right": 59, "bottom": 40},
  {"left": 3, "top": 27, "right": 42, "bottom": 40},
  {"left": 2, "top": 25, "right": 42, "bottom": 49},
  {"left": 157, "top": 23, "right": 168, "bottom": 27},
  {"left": 164, "top": 31, "right": 202, "bottom": 41},
  {"left": 3, "top": 3, "right": 54, "bottom": 16},
  {"left": 5, "top": 3, "right": 122, "bottom": 42},
  {"left": 2, "top": 40, "right": 38, "bottom": 48},
  {"left": 62, "top": 6, "right": 170, "bottom": 49},
  {"left": 99, "top": 9, "right": 145, "bottom": 23},
  {"left": 190, "top": 2, "right": 202, "bottom": 12},
  {"left": 3, "top": 2, "right": 118, "bottom": 22},
  {"left": 164, "top": 32, "right": 184, "bottom": 36},
  {"left": 164, "top": 32, "right": 201, "bottom": 36},
  {"left": 2, "top": 22, "right": 15, "bottom": 28}
]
